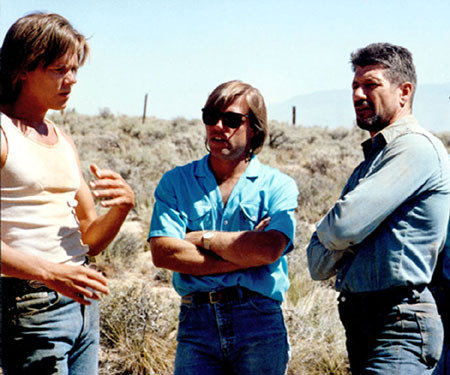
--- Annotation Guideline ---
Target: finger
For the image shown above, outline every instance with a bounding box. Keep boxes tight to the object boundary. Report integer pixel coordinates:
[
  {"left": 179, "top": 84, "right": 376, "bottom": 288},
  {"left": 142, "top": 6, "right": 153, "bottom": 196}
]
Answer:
[
  {"left": 99, "top": 196, "right": 133, "bottom": 207},
  {"left": 82, "top": 276, "right": 110, "bottom": 295},
  {"left": 90, "top": 179, "right": 125, "bottom": 190},
  {"left": 90, "top": 163, "right": 101, "bottom": 178},
  {"left": 255, "top": 217, "right": 271, "bottom": 231},
  {"left": 91, "top": 167, "right": 122, "bottom": 181},
  {"left": 83, "top": 268, "right": 109, "bottom": 285}
]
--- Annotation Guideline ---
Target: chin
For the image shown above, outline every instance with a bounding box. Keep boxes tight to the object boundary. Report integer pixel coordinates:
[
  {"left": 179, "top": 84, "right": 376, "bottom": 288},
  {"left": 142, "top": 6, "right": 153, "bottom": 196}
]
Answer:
[{"left": 356, "top": 115, "right": 388, "bottom": 133}]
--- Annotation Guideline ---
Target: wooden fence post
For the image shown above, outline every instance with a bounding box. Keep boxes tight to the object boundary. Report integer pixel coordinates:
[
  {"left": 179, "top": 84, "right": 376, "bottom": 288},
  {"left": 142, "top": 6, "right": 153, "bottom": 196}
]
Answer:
[
  {"left": 142, "top": 93, "right": 148, "bottom": 124},
  {"left": 292, "top": 106, "right": 296, "bottom": 126}
]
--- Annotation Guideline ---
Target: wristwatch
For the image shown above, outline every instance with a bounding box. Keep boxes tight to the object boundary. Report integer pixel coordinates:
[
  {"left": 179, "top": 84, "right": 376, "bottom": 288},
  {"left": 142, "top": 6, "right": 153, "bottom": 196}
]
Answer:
[{"left": 202, "top": 231, "right": 215, "bottom": 250}]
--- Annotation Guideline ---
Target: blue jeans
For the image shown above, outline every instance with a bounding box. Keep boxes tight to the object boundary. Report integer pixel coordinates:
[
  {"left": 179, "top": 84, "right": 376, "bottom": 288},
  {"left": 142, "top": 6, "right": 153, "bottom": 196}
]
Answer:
[
  {"left": 1, "top": 281, "right": 99, "bottom": 375},
  {"left": 338, "top": 286, "right": 443, "bottom": 375},
  {"left": 431, "top": 284, "right": 449, "bottom": 375},
  {"left": 174, "top": 287, "right": 289, "bottom": 375}
]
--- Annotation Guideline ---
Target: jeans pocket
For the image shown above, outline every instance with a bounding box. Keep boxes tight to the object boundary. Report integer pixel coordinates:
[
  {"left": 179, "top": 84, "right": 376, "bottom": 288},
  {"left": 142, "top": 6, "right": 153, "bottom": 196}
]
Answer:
[
  {"left": 14, "top": 291, "right": 60, "bottom": 317},
  {"left": 415, "top": 309, "right": 444, "bottom": 368},
  {"left": 178, "top": 303, "right": 192, "bottom": 323}
]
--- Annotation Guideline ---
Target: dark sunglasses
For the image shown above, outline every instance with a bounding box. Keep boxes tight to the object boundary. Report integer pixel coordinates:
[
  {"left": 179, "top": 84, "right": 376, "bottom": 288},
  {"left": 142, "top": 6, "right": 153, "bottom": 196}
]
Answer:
[{"left": 202, "top": 107, "right": 249, "bottom": 129}]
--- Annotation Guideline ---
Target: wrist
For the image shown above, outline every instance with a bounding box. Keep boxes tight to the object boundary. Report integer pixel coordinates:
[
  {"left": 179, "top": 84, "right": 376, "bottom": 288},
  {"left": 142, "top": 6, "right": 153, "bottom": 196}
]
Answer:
[{"left": 202, "top": 231, "right": 215, "bottom": 250}]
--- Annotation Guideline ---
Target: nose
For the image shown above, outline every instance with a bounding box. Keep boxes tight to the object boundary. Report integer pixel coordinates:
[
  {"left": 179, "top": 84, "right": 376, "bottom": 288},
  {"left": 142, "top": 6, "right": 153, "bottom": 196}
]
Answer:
[
  {"left": 211, "top": 118, "right": 225, "bottom": 130},
  {"left": 64, "top": 69, "right": 77, "bottom": 86},
  {"left": 353, "top": 86, "right": 366, "bottom": 102}
]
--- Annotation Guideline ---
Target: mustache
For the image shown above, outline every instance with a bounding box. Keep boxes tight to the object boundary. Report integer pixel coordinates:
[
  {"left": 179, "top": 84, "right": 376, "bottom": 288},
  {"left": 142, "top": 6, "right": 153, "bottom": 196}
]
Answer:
[{"left": 354, "top": 100, "right": 373, "bottom": 108}]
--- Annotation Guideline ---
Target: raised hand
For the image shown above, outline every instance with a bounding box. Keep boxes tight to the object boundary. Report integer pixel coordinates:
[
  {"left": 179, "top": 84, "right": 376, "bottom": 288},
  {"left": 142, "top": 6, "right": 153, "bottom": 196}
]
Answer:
[{"left": 89, "top": 163, "right": 135, "bottom": 209}]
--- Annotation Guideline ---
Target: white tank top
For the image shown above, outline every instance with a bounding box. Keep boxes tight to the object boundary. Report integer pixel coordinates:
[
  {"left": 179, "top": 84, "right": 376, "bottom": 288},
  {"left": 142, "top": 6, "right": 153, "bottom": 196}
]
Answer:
[{"left": 1, "top": 113, "right": 88, "bottom": 265}]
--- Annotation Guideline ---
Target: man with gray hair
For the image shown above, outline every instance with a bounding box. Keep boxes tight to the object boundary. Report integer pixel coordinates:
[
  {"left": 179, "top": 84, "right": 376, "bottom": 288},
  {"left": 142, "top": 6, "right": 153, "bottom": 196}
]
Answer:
[{"left": 307, "top": 43, "right": 450, "bottom": 374}]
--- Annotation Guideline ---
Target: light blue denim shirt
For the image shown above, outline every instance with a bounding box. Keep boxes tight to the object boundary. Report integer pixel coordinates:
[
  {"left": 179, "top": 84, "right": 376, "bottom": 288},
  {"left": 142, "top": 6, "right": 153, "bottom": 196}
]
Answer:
[
  {"left": 307, "top": 115, "right": 450, "bottom": 293},
  {"left": 149, "top": 155, "right": 299, "bottom": 301}
]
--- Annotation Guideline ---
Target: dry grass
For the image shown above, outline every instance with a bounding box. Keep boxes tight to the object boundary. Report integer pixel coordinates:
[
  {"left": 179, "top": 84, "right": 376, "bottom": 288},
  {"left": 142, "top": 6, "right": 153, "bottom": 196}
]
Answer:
[{"left": 48, "top": 111, "right": 449, "bottom": 374}]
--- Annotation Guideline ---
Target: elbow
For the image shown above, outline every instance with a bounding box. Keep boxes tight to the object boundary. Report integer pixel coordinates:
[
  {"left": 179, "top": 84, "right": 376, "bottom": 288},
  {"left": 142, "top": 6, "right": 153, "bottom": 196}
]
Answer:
[
  {"left": 308, "top": 267, "right": 331, "bottom": 281},
  {"left": 317, "top": 226, "right": 358, "bottom": 251},
  {"left": 148, "top": 239, "right": 167, "bottom": 269}
]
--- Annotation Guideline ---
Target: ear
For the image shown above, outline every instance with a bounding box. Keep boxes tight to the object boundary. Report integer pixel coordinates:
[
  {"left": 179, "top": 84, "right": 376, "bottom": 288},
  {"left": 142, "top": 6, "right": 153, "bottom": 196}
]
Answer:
[
  {"left": 16, "top": 70, "right": 28, "bottom": 82},
  {"left": 399, "top": 82, "right": 413, "bottom": 107}
]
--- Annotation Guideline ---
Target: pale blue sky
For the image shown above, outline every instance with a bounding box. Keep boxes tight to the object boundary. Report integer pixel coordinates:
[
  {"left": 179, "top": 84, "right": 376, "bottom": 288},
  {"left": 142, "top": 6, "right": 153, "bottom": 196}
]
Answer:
[{"left": 1, "top": 0, "right": 449, "bottom": 121}]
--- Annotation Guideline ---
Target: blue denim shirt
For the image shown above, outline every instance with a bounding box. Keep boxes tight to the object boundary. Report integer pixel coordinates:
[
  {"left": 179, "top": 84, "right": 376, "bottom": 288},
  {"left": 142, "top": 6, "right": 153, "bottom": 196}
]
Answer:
[
  {"left": 442, "top": 219, "right": 450, "bottom": 283},
  {"left": 149, "top": 155, "right": 299, "bottom": 301},
  {"left": 307, "top": 115, "right": 450, "bottom": 293}
]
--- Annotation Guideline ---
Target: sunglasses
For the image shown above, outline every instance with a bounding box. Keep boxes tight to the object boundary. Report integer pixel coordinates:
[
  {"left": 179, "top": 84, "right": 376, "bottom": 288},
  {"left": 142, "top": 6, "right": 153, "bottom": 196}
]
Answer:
[{"left": 202, "top": 107, "right": 249, "bottom": 129}]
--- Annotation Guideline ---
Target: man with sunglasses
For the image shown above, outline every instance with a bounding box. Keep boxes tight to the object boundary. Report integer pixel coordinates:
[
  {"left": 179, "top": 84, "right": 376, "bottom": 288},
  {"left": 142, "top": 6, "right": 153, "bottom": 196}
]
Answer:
[
  {"left": 307, "top": 43, "right": 449, "bottom": 374},
  {"left": 148, "top": 80, "right": 298, "bottom": 374}
]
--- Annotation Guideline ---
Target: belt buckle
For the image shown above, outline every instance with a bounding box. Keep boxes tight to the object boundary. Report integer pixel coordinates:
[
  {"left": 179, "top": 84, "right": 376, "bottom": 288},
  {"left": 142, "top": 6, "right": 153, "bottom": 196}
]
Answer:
[{"left": 209, "top": 291, "right": 222, "bottom": 304}]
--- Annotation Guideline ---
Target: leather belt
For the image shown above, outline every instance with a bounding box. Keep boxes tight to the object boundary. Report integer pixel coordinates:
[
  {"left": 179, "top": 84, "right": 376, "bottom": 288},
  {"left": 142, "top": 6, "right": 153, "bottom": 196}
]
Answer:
[{"left": 181, "top": 286, "right": 257, "bottom": 305}]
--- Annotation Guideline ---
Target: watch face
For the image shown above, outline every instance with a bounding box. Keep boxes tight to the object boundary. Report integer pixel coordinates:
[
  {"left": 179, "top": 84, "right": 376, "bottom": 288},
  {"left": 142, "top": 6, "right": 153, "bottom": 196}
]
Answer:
[
  {"left": 204, "top": 231, "right": 214, "bottom": 239},
  {"left": 203, "top": 231, "right": 214, "bottom": 250}
]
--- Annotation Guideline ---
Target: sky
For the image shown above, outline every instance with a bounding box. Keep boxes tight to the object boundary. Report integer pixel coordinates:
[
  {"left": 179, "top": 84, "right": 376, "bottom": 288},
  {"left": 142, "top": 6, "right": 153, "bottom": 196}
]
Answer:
[{"left": 1, "top": 0, "right": 450, "bottom": 122}]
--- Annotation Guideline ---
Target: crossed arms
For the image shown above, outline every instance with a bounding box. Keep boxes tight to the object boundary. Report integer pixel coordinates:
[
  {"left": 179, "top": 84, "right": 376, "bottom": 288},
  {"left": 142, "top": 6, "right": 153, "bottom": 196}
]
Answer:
[{"left": 150, "top": 218, "right": 289, "bottom": 276}]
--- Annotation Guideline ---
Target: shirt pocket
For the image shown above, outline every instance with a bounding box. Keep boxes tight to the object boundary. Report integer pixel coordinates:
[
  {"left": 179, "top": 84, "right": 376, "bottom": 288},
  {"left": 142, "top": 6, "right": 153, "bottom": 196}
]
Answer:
[
  {"left": 186, "top": 201, "right": 213, "bottom": 231},
  {"left": 239, "top": 203, "right": 261, "bottom": 230}
]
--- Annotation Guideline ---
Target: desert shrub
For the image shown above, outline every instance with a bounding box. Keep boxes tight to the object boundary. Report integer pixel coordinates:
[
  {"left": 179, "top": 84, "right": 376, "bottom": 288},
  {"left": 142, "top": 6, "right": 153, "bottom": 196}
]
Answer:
[{"left": 99, "top": 280, "right": 178, "bottom": 375}]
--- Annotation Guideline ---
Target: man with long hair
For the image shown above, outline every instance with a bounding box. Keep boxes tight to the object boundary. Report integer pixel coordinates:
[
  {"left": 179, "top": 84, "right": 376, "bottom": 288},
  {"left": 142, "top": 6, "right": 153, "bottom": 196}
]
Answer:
[
  {"left": 149, "top": 80, "right": 298, "bottom": 374},
  {"left": 1, "top": 13, "right": 134, "bottom": 374}
]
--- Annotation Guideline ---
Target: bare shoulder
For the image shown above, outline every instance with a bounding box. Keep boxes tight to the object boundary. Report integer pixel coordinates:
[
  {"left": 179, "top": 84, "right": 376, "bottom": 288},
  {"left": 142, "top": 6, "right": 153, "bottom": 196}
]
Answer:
[{"left": 1, "top": 124, "right": 8, "bottom": 168}]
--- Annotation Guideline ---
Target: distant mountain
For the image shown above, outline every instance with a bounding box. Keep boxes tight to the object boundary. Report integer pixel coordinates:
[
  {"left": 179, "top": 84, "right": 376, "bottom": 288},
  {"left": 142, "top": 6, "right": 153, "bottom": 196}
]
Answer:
[{"left": 268, "top": 83, "right": 450, "bottom": 132}]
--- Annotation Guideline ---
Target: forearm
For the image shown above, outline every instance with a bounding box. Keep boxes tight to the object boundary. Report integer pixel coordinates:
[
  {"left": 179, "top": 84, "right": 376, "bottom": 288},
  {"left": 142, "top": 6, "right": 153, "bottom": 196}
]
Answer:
[
  {"left": 80, "top": 206, "right": 132, "bottom": 256},
  {"left": 186, "top": 230, "right": 288, "bottom": 268},
  {"left": 1, "top": 240, "right": 109, "bottom": 304},
  {"left": 150, "top": 237, "right": 243, "bottom": 275},
  {"left": 317, "top": 136, "right": 436, "bottom": 250},
  {"left": 1, "top": 240, "right": 53, "bottom": 281}
]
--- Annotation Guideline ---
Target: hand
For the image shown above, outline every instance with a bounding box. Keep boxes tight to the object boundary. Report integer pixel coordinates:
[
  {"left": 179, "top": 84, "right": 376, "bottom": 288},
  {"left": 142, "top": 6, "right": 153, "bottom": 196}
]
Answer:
[
  {"left": 254, "top": 217, "right": 271, "bottom": 231},
  {"left": 43, "top": 262, "right": 109, "bottom": 305},
  {"left": 184, "top": 231, "right": 204, "bottom": 247},
  {"left": 89, "top": 163, "right": 135, "bottom": 210}
]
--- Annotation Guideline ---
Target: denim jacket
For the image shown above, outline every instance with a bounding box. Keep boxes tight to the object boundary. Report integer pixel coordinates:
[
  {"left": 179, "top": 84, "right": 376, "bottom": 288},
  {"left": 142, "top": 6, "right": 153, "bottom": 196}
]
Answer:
[{"left": 307, "top": 115, "right": 450, "bottom": 293}]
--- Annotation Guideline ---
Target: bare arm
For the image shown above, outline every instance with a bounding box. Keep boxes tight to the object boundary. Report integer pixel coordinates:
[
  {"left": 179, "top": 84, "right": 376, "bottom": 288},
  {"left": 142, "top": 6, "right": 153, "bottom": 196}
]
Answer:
[
  {"left": 1, "top": 125, "right": 7, "bottom": 168},
  {"left": 184, "top": 226, "right": 288, "bottom": 268},
  {"left": 1, "top": 240, "right": 109, "bottom": 304},
  {"left": 60, "top": 130, "right": 134, "bottom": 256},
  {"left": 149, "top": 237, "right": 243, "bottom": 275},
  {"left": 75, "top": 164, "right": 135, "bottom": 256}
]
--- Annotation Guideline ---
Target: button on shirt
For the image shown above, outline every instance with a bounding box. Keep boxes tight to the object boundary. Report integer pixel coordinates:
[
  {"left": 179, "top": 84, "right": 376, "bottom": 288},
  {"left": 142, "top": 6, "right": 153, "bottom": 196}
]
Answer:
[
  {"left": 307, "top": 115, "right": 450, "bottom": 293},
  {"left": 149, "top": 155, "right": 299, "bottom": 301}
]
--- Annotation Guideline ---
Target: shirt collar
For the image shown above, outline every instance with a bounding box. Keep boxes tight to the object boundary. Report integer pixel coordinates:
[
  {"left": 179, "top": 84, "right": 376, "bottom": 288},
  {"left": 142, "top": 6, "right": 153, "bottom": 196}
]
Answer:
[
  {"left": 194, "top": 154, "right": 261, "bottom": 180},
  {"left": 361, "top": 115, "right": 419, "bottom": 159}
]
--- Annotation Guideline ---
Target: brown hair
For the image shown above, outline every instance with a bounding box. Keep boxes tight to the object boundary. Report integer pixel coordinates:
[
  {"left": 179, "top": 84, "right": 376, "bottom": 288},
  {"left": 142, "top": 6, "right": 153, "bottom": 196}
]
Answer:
[
  {"left": 0, "top": 12, "right": 89, "bottom": 104},
  {"left": 204, "top": 80, "right": 268, "bottom": 155}
]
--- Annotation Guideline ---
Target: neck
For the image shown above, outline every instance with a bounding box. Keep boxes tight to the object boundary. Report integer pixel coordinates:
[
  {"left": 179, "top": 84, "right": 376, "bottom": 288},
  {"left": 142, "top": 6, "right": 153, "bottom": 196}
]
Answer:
[
  {"left": 2, "top": 95, "right": 48, "bottom": 124},
  {"left": 370, "top": 108, "right": 412, "bottom": 139},
  {"left": 209, "top": 155, "right": 250, "bottom": 184}
]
